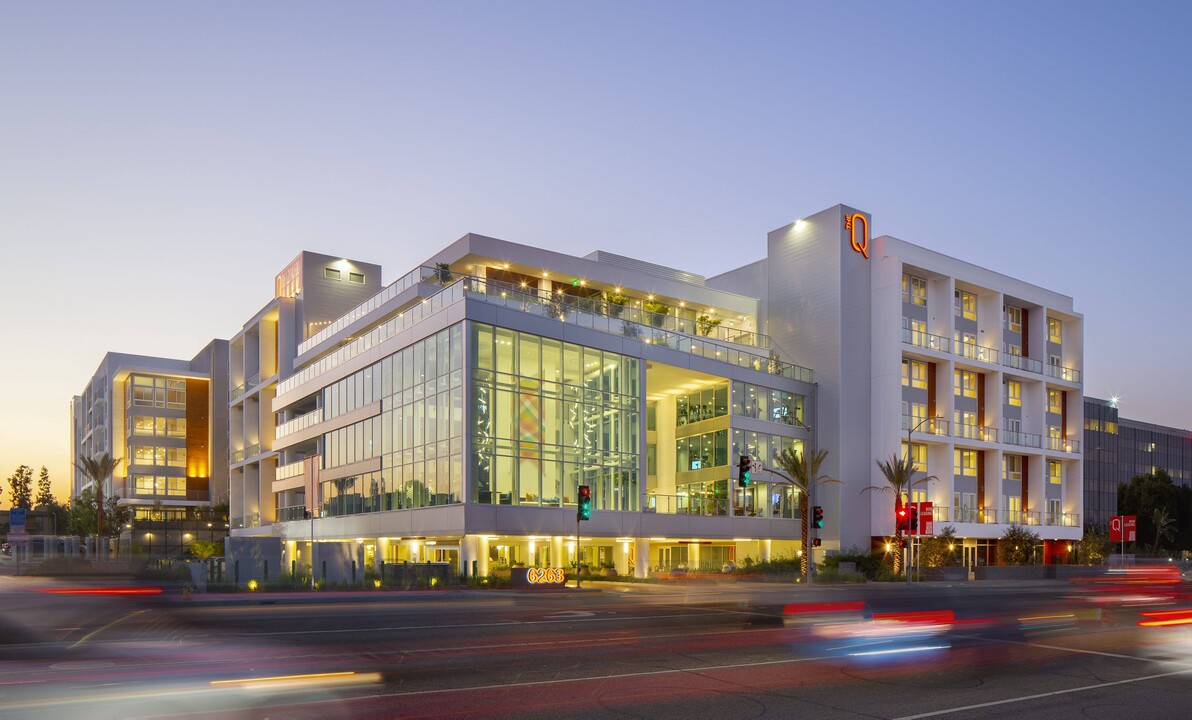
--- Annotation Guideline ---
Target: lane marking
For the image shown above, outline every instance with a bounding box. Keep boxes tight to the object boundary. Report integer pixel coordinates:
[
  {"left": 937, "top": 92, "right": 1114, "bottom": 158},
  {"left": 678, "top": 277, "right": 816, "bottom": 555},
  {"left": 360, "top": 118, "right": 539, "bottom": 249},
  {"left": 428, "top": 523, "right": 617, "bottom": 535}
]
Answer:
[
  {"left": 235, "top": 610, "right": 737, "bottom": 636},
  {"left": 892, "top": 667, "right": 1192, "bottom": 719},
  {"left": 954, "top": 632, "right": 1192, "bottom": 664}
]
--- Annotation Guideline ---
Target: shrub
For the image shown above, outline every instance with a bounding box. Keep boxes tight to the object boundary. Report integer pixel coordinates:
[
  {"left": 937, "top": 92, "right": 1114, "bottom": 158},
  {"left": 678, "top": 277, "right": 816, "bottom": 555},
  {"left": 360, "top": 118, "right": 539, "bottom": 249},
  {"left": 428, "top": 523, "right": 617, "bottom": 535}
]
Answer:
[{"left": 997, "top": 524, "right": 1042, "bottom": 565}]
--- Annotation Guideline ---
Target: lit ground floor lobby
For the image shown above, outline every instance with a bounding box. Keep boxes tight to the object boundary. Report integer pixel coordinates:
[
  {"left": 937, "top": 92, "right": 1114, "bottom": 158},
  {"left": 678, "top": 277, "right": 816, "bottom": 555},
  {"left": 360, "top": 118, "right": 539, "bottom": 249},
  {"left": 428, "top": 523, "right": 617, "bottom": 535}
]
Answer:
[{"left": 275, "top": 533, "right": 805, "bottom": 581}]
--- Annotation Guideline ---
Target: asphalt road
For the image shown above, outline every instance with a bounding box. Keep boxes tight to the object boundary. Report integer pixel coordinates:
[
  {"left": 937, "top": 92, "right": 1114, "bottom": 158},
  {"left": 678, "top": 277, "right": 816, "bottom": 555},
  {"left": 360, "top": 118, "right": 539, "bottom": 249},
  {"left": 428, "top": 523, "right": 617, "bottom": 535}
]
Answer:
[{"left": 2, "top": 576, "right": 1191, "bottom": 719}]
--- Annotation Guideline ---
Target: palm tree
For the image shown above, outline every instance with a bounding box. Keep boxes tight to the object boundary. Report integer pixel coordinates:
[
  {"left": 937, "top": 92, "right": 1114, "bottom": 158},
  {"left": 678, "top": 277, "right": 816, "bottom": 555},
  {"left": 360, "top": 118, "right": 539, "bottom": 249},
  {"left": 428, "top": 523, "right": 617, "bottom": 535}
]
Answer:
[
  {"left": 774, "top": 448, "right": 831, "bottom": 579},
  {"left": 1151, "top": 507, "right": 1176, "bottom": 553},
  {"left": 76, "top": 453, "right": 119, "bottom": 559},
  {"left": 866, "top": 454, "right": 936, "bottom": 574}
]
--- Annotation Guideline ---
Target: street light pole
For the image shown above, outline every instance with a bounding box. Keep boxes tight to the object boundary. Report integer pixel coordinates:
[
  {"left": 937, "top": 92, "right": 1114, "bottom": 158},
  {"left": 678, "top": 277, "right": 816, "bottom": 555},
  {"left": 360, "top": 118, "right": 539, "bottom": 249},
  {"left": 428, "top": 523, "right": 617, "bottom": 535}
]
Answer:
[{"left": 905, "top": 415, "right": 942, "bottom": 580}]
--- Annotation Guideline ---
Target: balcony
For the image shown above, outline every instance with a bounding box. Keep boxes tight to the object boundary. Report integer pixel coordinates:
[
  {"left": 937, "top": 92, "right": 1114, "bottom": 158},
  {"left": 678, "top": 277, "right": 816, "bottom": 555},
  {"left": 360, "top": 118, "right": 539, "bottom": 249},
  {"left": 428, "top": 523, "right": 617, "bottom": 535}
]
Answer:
[
  {"left": 933, "top": 507, "right": 1079, "bottom": 527},
  {"left": 1004, "top": 430, "right": 1043, "bottom": 449},
  {"left": 901, "top": 414, "right": 950, "bottom": 438},
  {"left": 1002, "top": 353, "right": 1044, "bottom": 374},
  {"left": 277, "top": 505, "right": 308, "bottom": 522},
  {"left": 645, "top": 494, "right": 729, "bottom": 516},
  {"left": 1046, "top": 363, "right": 1082, "bottom": 383},
  {"left": 276, "top": 409, "right": 324, "bottom": 439},
  {"left": 952, "top": 423, "right": 998, "bottom": 443},
  {"left": 230, "top": 381, "right": 246, "bottom": 399},
  {"left": 901, "top": 327, "right": 951, "bottom": 353},
  {"left": 954, "top": 340, "right": 999, "bottom": 365},
  {"left": 1045, "top": 436, "right": 1081, "bottom": 453},
  {"left": 230, "top": 443, "right": 262, "bottom": 464},
  {"left": 276, "top": 459, "right": 307, "bottom": 480}
]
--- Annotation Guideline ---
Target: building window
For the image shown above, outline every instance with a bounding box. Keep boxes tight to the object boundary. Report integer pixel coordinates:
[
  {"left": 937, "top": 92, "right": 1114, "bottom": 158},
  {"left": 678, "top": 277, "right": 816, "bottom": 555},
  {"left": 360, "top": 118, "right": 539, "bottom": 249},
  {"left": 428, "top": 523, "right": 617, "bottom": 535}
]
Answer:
[
  {"left": 901, "top": 441, "right": 927, "bottom": 472},
  {"left": 954, "top": 410, "right": 977, "bottom": 438},
  {"left": 953, "top": 369, "right": 977, "bottom": 398},
  {"left": 1048, "top": 388, "right": 1062, "bottom": 414},
  {"left": 1004, "top": 304, "right": 1022, "bottom": 333},
  {"left": 1005, "top": 380, "right": 1022, "bottom": 407},
  {"left": 954, "top": 289, "right": 977, "bottom": 320},
  {"left": 905, "top": 360, "right": 928, "bottom": 389},
  {"left": 1048, "top": 317, "right": 1062, "bottom": 343},
  {"left": 903, "top": 274, "right": 927, "bottom": 306},
  {"left": 954, "top": 449, "right": 977, "bottom": 477},
  {"left": 324, "top": 267, "right": 342, "bottom": 280},
  {"left": 1048, "top": 460, "right": 1062, "bottom": 485},
  {"left": 1003, "top": 454, "right": 1022, "bottom": 482},
  {"left": 1003, "top": 343, "right": 1021, "bottom": 357},
  {"left": 349, "top": 272, "right": 365, "bottom": 284}
]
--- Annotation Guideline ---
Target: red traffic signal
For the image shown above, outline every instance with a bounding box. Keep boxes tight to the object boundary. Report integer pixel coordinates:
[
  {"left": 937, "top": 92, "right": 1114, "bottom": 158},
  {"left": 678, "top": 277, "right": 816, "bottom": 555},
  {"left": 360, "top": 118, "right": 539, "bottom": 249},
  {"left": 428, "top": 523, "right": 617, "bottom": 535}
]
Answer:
[
  {"left": 812, "top": 538, "right": 822, "bottom": 547},
  {"left": 908, "top": 504, "right": 920, "bottom": 535}
]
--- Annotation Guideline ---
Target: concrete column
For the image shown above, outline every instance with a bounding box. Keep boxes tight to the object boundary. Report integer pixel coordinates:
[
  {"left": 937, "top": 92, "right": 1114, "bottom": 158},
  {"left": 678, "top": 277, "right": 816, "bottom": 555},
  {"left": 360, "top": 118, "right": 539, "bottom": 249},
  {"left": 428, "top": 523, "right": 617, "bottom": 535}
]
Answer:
[
  {"left": 476, "top": 536, "right": 491, "bottom": 576},
  {"left": 635, "top": 538, "right": 650, "bottom": 579},
  {"left": 461, "top": 535, "right": 479, "bottom": 578},
  {"left": 688, "top": 542, "right": 700, "bottom": 571},
  {"left": 550, "top": 536, "right": 564, "bottom": 571},
  {"left": 613, "top": 539, "right": 630, "bottom": 575},
  {"left": 761, "top": 538, "right": 772, "bottom": 563}
]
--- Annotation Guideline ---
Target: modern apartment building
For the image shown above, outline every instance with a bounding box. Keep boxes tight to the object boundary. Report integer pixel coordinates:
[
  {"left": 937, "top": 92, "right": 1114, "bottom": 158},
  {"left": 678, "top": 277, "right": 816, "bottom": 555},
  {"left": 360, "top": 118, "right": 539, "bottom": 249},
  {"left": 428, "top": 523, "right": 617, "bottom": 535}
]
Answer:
[
  {"left": 710, "top": 205, "right": 1085, "bottom": 567},
  {"left": 227, "top": 252, "right": 382, "bottom": 533},
  {"left": 1083, "top": 396, "right": 1192, "bottom": 528},
  {"left": 70, "top": 341, "right": 229, "bottom": 556}
]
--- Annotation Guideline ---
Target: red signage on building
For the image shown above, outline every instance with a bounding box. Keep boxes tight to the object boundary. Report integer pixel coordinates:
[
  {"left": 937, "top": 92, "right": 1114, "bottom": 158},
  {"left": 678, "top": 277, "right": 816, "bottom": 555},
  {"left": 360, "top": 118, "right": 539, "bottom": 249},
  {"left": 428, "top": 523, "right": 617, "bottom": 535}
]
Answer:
[
  {"left": 1110, "top": 515, "right": 1136, "bottom": 543},
  {"left": 917, "top": 502, "right": 934, "bottom": 536}
]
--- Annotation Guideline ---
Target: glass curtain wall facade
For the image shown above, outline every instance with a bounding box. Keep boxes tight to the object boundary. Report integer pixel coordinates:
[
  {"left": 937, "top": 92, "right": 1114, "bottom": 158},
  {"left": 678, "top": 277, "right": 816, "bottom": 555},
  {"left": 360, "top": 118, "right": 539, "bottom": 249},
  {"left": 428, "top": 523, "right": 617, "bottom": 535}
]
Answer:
[
  {"left": 471, "top": 322, "right": 641, "bottom": 512},
  {"left": 319, "top": 323, "right": 465, "bottom": 516}
]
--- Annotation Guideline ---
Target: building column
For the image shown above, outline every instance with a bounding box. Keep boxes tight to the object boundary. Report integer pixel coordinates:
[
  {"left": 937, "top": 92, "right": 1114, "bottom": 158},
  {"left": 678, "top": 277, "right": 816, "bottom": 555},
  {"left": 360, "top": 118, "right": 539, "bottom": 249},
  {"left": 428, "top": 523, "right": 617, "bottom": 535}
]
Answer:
[
  {"left": 613, "top": 539, "right": 630, "bottom": 575},
  {"left": 688, "top": 542, "right": 700, "bottom": 571},
  {"left": 635, "top": 538, "right": 650, "bottom": 579},
  {"left": 761, "top": 538, "right": 772, "bottom": 563},
  {"left": 478, "top": 536, "right": 491, "bottom": 576},
  {"left": 550, "top": 536, "right": 564, "bottom": 571},
  {"left": 461, "top": 535, "right": 479, "bottom": 578}
]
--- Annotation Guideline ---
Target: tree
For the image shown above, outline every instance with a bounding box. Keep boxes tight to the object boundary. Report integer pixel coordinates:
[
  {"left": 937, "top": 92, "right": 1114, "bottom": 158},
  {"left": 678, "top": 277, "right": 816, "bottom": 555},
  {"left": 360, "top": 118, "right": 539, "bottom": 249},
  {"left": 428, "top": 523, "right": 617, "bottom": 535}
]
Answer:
[
  {"left": 35, "top": 466, "right": 54, "bottom": 507},
  {"left": 997, "top": 524, "right": 1041, "bottom": 565},
  {"left": 7, "top": 465, "right": 33, "bottom": 510},
  {"left": 1077, "top": 523, "right": 1110, "bottom": 565},
  {"left": 66, "top": 487, "right": 131, "bottom": 539},
  {"left": 1151, "top": 507, "right": 1177, "bottom": 554},
  {"left": 919, "top": 526, "right": 960, "bottom": 568},
  {"left": 1118, "top": 469, "right": 1178, "bottom": 552},
  {"left": 774, "top": 448, "right": 832, "bottom": 579},
  {"left": 867, "top": 454, "right": 937, "bottom": 574},
  {"left": 75, "top": 453, "right": 120, "bottom": 542}
]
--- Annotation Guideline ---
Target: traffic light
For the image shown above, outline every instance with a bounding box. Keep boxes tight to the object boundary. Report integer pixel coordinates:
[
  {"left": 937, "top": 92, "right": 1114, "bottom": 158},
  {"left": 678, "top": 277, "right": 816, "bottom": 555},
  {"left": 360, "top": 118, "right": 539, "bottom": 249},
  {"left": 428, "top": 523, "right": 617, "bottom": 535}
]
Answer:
[
  {"left": 908, "top": 503, "right": 919, "bottom": 535},
  {"left": 895, "top": 500, "right": 908, "bottom": 534},
  {"left": 577, "top": 484, "right": 592, "bottom": 521},
  {"left": 812, "top": 506, "right": 824, "bottom": 529},
  {"left": 738, "top": 455, "right": 752, "bottom": 487},
  {"left": 812, "top": 538, "right": 822, "bottom": 547}
]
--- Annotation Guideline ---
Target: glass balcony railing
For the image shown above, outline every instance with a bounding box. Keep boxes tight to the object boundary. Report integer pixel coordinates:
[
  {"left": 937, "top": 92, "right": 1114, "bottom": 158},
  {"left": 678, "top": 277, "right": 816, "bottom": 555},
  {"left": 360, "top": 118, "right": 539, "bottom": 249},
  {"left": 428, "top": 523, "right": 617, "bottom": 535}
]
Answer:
[
  {"left": 276, "top": 409, "right": 323, "bottom": 439},
  {"left": 935, "top": 508, "right": 1079, "bottom": 527},
  {"left": 298, "top": 265, "right": 442, "bottom": 356},
  {"left": 645, "top": 494, "right": 729, "bottom": 516},
  {"left": 276, "top": 459, "right": 308, "bottom": 480},
  {"left": 467, "top": 278, "right": 811, "bottom": 382},
  {"left": 1004, "top": 430, "right": 1043, "bottom": 449},
  {"left": 954, "top": 340, "right": 999, "bottom": 365},
  {"left": 952, "top": 424, "right": 998, "bottom": 443},
  {"left": 229, "top": 381, "right": 246, "bottom": 399},
  {"left": 901, "top": 327, "right": 951, "bottom": 353},
  {"left": 1046, "top": 363, "right": 1082, "bottom": 383},
  {"left": 1044, "top": 435, "right": 1080, "bottom": 453},
  {"left": 1002, "top": 353, "right": 1043, "bottom": 374},
  {"left": 230, "top": 448, "right": 245, "bottom": 463},
  {"left": 277, "top": 506, "right": 308, "bottom": 522},
  {"left": 901, "top": 414, "right": 950, "bottom": 438},
  {"left": 282, "top": 273, "right": 813, "bottom": 398}
]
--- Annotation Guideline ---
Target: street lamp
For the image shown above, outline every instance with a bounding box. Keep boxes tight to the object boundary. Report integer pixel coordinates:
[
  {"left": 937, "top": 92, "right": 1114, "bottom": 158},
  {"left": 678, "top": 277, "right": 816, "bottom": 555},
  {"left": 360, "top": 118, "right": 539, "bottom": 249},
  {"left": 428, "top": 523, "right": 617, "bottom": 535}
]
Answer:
[{"left": 904, "top": 415, "right": 942, "bottom": 580}]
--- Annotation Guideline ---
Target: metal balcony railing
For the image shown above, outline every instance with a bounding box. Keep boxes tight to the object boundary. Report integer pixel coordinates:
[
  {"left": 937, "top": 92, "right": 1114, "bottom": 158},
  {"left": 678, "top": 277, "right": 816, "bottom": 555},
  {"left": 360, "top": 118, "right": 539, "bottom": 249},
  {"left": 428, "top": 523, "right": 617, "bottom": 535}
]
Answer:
[
  {"left": 1044, "top": 435, "right": 1080, "bottom": 453},
  {"left": 1004, "top": 430, "right": 1043, "bottom": 449},
  {"left": 901, "top": 414, "right": 950, "bottom": 438},
  {"left": 1002, "top": 353, "right": 1044, "bottom": 374},
  {"left": 954, "top": 340, "right": 999, "bottom": 365},
  {"left": 645, "top": 494, "right": 729, "bottom": 517},
  {"left": 276, "top": 409, "right": 323, "bottom": 439},
  {"left": 901, "top": 327, "right": 951, "bottom": 353},
  {"left": 1046, "top": 363, "right": 1081, "bottom": 383}
]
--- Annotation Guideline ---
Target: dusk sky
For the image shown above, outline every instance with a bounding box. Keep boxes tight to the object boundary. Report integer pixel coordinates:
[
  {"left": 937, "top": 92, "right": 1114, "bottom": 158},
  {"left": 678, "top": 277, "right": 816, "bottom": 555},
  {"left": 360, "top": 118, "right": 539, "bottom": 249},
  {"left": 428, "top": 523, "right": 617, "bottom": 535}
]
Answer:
[{"left": 2, "top": 2, "right": 1189, "bottom": 503}]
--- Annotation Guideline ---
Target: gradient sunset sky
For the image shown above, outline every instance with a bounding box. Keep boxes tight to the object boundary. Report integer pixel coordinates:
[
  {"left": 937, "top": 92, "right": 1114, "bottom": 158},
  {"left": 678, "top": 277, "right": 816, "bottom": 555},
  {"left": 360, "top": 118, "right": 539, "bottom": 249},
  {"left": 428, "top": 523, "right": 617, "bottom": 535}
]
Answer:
[{"left": 2, "top": 2, "right": 1189, "bottom": 503}]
